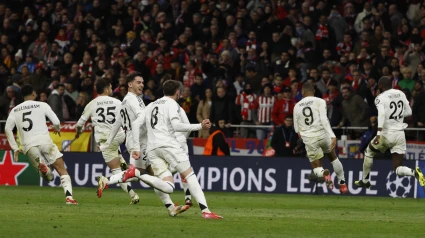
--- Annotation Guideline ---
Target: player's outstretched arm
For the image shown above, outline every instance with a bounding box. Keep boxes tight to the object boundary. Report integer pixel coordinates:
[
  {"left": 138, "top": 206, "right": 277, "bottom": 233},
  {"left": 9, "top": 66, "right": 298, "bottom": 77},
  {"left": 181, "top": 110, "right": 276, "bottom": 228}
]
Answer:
[
  {"left": 75, "top": 102, "right": 92, "bottom": 139},
  {"left": 44, "top": 103, "right": 61, "bottom": 136},
  {"left": 5, "top": 112, "right": 20, "bottom": 157}
]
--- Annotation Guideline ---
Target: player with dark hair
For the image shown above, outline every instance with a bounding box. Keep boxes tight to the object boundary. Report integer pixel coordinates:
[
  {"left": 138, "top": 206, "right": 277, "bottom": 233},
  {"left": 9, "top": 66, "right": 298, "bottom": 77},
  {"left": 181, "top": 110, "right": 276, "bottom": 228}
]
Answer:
[
  {"left": 75, "top": 78, "right": 140, "bottom": 204},
  {"left": 123, "top": 80, "right": 223, "bottom": 219},
  {"left": 5, "top": 84, "right": 78, "bottom": 204},
  {"left": 355, "top": 77, "right": 425, "bottom": 188},
  {"left": 293, "top": 82, "right": 348, "bottom": 194}
]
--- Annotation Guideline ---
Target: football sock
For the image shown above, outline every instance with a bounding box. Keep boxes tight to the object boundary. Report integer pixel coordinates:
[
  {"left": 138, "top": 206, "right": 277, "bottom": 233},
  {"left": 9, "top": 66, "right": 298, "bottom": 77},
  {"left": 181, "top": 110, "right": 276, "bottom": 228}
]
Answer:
[
  {"left": 108, "top": 171, "right": 138, "bottom": 184},
  {"left": 396, "top": 166, "right": 415, "bottom": 177},
  {"left": 331, "top": 158, "right": 345, "bottom": 184},
  {"left": 313, "top": 167, "right": 324, "bottom": 177},
  {"left": 181, "top": 176, "right": 192, "bottom": 201},
  {"left": 362, "top": 155, "right": 373, "bottom": 183},
  {"left": 60, "top": 175, "right": 73, "bottom": 198},
  {"left": 112, "top": 168, "right": 135, "bottom": 197},
  {"left": 154, "top": 189, "right": 174, "bottom": 211},
  {"left": 185, "top": 172, "right": 210, "bottom": 213},
  {"left": 136, "top": 170, "right": 174, "bottom": 194}
]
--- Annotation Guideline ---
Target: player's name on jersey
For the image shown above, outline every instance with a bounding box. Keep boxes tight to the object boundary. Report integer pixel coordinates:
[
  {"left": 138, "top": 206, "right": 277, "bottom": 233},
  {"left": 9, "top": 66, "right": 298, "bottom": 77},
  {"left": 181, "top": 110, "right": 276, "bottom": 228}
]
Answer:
[
  {"left": 388, "top": 94, "right": 401, "bottom": 99},
  {"left": 298, "top": 100, "right": 313, "bottom": 107},
  {"left": 13, "top": 104, "right": 40, "bottom": 112},
  {"left": 97, "top": 101, "right": 115, "bottom": 106},
  {"left": 152, "top": 99, "right": 167, "bottom": 105}
]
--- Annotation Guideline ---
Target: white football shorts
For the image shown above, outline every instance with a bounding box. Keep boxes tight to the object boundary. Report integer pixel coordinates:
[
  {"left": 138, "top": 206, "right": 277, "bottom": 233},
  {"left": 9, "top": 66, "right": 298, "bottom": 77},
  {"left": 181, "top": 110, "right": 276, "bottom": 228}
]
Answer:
[
  {"left": 373, "top": 131, "right": 406, "bottom": 154},
  {"left": 26, "top": 143, "right": 63, "bottom": 166},
  {"left": 303, "top": 136, "right": 332, "bottom": 162},
  {"left": 101, "top": 133, "right": 125, "bottom": 163},
  {"left": 147, "top": 146, "right": 190, "bottom": 178}
]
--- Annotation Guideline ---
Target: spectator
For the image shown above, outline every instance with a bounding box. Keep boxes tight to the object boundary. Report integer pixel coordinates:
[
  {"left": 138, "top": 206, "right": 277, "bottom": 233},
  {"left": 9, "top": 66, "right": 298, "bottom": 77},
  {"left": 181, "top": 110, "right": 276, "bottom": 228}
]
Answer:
[
  {"left": 235, "top": 83, "right": 257, "bottom": 138},
  {"left": 29, "top": 64, "right": 47, "bottom": 93},
  {"left": 197, "top": 88, "right": 212, "bottom": 139},
  {"left": 253, "top": 83, "right": 276, "bottom": 140},
  {"left": 322, "top": 80, "right": 343, "bottom": 127},
  {"left": 339, "top": 87, "right": 370, "bottom": 138},
  {"left": 38, "top": 90, "right": 48, "bottom": 103},
  {"left": 178, "top": 86, "right": 197, "bottom": 124},
  {"left": 271, "top": 115, "right": 298, "bottom": 157},
  {"left": 399, "top": 67, "right": 415, "bottom": 92},
  {"left": 0, "top": 86, "right": 22, "bottom": 120},
  {"left": 210, "top": 86, "right": 234, "bottom": 137},
  {"left": 413, "top": 82, "right": 425, "bottom": 141},
  {"left": 47, "top": 83, "right": 69, "bottom": 122},
  {"left": 316, "top": 67, "right": 333, "bottom": 96},
  {"left": 75, "top": 92, "right": 89, "bottom": 120},
  {"left": 272, "top": 86, "right": 296, "bottom": 126},
  {"left": 359, "top": 116, "right": 377, "bottom": 154},
  {"left": 404, "top": 43, "right": 425, "bottom": 75}
]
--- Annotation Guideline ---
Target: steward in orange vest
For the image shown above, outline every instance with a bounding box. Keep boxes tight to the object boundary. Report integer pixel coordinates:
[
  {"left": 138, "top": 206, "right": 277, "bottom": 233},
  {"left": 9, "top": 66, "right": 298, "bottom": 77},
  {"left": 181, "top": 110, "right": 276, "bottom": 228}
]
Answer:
[{"left": 203, "top": 127, "right": 230, "bottom": 156}]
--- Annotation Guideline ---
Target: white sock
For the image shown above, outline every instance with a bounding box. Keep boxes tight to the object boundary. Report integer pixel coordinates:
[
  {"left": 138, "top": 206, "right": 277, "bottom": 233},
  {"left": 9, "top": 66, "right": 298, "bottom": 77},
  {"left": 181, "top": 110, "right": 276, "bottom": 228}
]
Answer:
[
  {"left": 313, "top": 167, "right": 324, "bottom": 177},
  {"left": 181, "top": 176, "right": 192, "bottom": 201},
  {"left": 138, "top": 174, "right": 174, "bottom": 194},
  {"left": 396, "top": 166, "right": 415, "bottom": 177},
  {"left": 362, "top": 155, "right": 373, "bottom": 183},
  {"left": 185, "top": 172, "right": 210, "bottom": 213},
  {"left": 112, "top": 168, "right": 136, "bottom": 197},
  {"left": 60, "top": 175, "right": 73, "bottom": 198},
  {"left": 108, "top": 172, "right": 138, "bottom": 184},
  {"left": 331, "top": 158, "right": 345, "bottom": 184},
  {"left": 154, "top": 189, "right": 175, "bottom": 211}
]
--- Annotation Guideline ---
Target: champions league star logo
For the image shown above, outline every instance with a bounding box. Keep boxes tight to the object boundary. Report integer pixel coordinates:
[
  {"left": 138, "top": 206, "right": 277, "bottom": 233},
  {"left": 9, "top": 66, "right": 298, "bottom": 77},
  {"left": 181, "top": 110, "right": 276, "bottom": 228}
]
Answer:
[
  {"left": 0, "top": 151, "right": 28, "bottom": 186},
  {"left": 386, "top": 171, "right": 412, "bottom": 198}
]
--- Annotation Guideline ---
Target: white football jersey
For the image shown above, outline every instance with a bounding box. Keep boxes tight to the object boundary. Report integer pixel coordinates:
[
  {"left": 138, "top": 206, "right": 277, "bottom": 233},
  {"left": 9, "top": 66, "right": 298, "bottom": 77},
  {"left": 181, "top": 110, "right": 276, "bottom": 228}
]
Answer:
[
  {"left": 5, "top": 101, "right": 60, "bottom": 153},
  {"left": 293, "top": 96, "right": 335, "bottom": 139},
  {"left": 121, "top": 92, "right": 147, "bottom": 150},
  {"left": 145, "top": 96, "right": 201, "bottom": 152},
  {"left": 375, "top": 89, "right": 411, "bottom": 133},
  {"left": 76, "top": 95, "right": 125, "bottom": 142}
]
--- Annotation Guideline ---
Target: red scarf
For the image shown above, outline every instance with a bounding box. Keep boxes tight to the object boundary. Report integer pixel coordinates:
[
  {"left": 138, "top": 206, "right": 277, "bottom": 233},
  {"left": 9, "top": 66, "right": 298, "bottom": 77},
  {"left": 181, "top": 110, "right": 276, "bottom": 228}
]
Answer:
[
  {"left": 246, "top": 39, "right": 256, "bottom": 50},
  {"left": 79, "top": 61, "right": 93, "bottom": 76},
  {"left": 315, "top": 24, "right": 329, "bottom": 40},
  {"left": 133, "top": 17, "right": 141, "bottom": 31},
  {"left": 361, "top": 40, "right": 369, "bottom": 47},
  {"left": 336, "top": 42, "right": 352, "bottom": 55},
  {"left": 240, "top": 93, "right": 256, "bottom": 120},
  {"left": 32, "top": 39, "right": 48, "bottom": 57}
]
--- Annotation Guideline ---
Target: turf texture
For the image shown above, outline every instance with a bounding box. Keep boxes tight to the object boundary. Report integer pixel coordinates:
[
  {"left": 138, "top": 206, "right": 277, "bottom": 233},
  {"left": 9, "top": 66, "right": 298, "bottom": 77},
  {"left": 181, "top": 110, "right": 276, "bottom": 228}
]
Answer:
[{"left": 0, "top": 186, "right": 424, "bottom": 238}]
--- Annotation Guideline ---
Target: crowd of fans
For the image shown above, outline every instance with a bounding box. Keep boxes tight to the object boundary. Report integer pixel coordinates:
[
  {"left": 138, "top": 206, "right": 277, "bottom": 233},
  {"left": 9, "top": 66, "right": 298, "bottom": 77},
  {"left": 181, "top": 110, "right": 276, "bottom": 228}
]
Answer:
[{"left": 0, "top": 0, "right": 425, "bottom": 141}]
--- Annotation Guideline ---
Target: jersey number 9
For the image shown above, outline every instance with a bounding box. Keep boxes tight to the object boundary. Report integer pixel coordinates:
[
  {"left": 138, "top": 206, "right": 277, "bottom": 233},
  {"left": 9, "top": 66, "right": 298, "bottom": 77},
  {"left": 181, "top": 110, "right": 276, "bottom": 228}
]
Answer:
[{"left": 302, "top": 107, "right": 314, "bottom": 126}]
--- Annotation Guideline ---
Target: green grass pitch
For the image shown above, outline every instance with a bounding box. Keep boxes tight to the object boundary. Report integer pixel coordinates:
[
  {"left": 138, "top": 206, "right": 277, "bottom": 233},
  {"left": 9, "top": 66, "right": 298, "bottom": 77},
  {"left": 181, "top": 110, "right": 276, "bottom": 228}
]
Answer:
[{"left": 0, "top": 186, "right": 424, "bottom": 238}]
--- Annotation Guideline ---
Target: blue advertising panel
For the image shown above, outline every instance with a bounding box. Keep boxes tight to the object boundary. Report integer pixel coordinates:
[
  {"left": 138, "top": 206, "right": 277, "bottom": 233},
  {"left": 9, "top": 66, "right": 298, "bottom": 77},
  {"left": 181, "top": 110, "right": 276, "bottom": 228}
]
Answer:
[
  {"left": 417, "top": 161, "right": 425, "bottom": 198},
  {"left": 41, "top": 153, "right": 420, "bottom": 198}
]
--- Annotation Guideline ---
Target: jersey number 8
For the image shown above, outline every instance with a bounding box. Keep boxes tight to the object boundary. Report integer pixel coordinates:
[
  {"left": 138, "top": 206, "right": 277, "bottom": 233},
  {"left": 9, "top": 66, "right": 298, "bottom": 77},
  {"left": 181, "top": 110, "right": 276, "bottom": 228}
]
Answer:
[{"left": 151, "top": 106, "right": 159, "bottom": 129}]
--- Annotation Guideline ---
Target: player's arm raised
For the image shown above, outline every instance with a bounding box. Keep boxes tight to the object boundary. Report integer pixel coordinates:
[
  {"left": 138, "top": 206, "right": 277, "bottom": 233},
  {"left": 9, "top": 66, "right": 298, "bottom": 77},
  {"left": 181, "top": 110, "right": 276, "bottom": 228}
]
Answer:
[
  {"left": 169, "top": 102, "right": 207, "bottom": 131},
  {"left": 75, "top": 101, "right": 92, "bottom": 139},
  {"left": 319, "top": 100, "right": 336, "bottom": 150},
  {"left": 44, "top": 103, "right": 61, "bottom": 136},
  {"left": 5, "top": 111, "right": 21, "bottom": 161},
  {"left": 374, "top": 97, "right": 386, "bottom": 145}
]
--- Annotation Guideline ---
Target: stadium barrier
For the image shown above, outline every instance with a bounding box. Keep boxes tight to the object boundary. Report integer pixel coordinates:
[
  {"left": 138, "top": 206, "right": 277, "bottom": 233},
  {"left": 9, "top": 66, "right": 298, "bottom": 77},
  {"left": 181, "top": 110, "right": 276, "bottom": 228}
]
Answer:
[
  {"left": 0, "top": 152, "right": 411, "bottom": 199},
  {"left": 1, "top": 150, "right": 423, "bottom": 198}
]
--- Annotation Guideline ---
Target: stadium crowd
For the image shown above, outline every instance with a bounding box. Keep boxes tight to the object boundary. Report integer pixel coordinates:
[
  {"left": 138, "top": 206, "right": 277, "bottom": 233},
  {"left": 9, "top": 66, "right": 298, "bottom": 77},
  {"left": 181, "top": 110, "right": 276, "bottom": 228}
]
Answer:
[{"left": 0, "top": 0, "right": 425, "bottom": 141}]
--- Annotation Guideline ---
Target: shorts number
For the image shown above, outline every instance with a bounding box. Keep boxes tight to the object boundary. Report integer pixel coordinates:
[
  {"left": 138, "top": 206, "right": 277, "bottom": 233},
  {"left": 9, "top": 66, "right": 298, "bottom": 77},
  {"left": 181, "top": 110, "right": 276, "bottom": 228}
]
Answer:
[
  {"left": 22, "top": 111, "right": 33, "bottom": 131},
  {"left": 151, "top": 106, "right": 159, "bottom": 129},
  {"left": 96, "top": 106, "right": 116, "bottom": 124},
  {"left": 302, "top": 107, "right": 314, "bottom": 126},
  {"left": 389, "top": 100, "right": 404, "bottom": 120},
  {"left": 120, "top": 108, "right": 131, "bottom": 130}
]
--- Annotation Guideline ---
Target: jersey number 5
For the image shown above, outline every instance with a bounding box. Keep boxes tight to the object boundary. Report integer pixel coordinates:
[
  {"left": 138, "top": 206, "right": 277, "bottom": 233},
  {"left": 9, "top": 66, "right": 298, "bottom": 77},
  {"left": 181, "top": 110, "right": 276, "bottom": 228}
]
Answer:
[
  {"left": 389, "top": 100, "right": 404, "bottom": 120},
  {"left": 96, "top": 107, "right": 116, "bottom": 124},
  {"left": 302, "top": 107, "right": 314, "bottom": 126},
  {"left": 151, "top": 106, "right": 159, "bottom": 129},
  {"left": 22, "top": 112, "right": 33, "bottom": 131}
]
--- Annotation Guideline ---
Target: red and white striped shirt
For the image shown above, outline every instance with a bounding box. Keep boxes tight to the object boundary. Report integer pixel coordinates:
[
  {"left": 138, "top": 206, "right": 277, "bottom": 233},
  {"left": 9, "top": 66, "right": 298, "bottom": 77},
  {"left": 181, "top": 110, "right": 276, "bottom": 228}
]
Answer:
[
  {"left": 236, "top": 92, "right": 257, "bottom": 121},
  {"left": 254, "top": 96, "right": 276, "bottom": 123}
]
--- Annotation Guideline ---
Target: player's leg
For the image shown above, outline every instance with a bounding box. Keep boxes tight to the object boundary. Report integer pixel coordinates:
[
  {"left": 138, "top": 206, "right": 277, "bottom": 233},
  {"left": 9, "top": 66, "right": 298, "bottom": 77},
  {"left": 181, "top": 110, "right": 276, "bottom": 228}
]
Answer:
[
  {"left": 97, "top": 143, "right": 138, "bottom": 203},
  {"left": 355, "top": 135, "right": 390, "bottom": 188},
  {"left": 39, "top": 144, "right": 77, "bottom": 204},
  {"left": 305, "top": 138, "right": 334, "bottom": 189},
  {"left": 323, "top": 137, "right": 347, "bottom": 193},
  {"left": 26, "top": 146, "right": 54, "bottom": 181},
  {"left": 390, "top": 133, "right": 425, "bottom": 186},
  {"left": 180, "top": 143, "right": 192, "bottom": 206}
]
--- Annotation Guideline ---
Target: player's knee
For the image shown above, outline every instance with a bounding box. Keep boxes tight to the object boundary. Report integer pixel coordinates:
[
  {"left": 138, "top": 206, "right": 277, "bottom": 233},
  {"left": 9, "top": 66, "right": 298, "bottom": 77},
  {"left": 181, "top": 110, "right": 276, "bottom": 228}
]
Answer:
[
  {"left": 365, "top": 145, "right": 376, "bottom": 158},
  {"left": 175, "top": 161, "right": 191, "bottom": 175},
  {"left": 111, "top": 168, "right": 121, "bottom": 174},
  {"left": 313, "top": 167, "right": 324, "bottom": 177}
]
